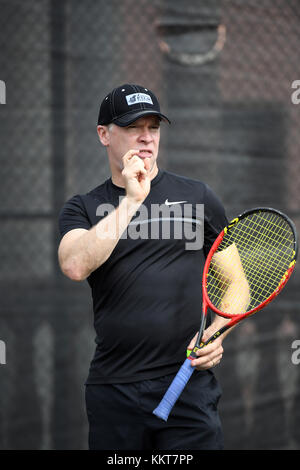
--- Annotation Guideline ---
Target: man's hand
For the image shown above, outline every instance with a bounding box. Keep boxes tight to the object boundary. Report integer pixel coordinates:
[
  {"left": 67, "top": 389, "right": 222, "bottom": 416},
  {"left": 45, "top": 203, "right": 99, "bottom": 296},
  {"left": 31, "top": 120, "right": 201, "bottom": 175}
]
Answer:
[
  {"left": 187, "top": 324, "right": 225, "bottom": 371},
  {"left": 122, "top": 150, "right": 151, "bottom": 203}
]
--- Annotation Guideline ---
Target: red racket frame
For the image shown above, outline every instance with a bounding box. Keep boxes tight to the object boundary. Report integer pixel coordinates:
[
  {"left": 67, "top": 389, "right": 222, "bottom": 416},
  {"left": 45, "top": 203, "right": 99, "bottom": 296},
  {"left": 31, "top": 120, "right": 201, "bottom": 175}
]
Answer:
[{"left": 188, "top": 207, "right": 298, "bottom": 357}]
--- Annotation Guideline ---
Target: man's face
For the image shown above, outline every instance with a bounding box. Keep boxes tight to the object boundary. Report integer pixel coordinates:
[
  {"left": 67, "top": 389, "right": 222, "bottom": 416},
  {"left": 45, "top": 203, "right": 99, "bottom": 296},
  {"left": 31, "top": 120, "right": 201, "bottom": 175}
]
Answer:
[{"left": 100, "top": 115, "right": 161, "bottom": 176}]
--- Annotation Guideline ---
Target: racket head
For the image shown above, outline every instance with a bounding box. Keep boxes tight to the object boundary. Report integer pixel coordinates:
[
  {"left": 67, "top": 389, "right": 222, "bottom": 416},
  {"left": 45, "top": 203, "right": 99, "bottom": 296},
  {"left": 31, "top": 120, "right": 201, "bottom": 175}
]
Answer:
[{"left": 203, "top": 207, "right": 298, "bottom": 322}]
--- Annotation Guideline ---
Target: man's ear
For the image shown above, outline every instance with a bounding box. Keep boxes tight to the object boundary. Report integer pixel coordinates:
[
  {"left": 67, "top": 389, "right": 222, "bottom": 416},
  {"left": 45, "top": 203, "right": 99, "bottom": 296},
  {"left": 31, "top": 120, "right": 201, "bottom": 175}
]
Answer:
[{"left": 97, "top": 125, "right": 110, "bottom": 146}]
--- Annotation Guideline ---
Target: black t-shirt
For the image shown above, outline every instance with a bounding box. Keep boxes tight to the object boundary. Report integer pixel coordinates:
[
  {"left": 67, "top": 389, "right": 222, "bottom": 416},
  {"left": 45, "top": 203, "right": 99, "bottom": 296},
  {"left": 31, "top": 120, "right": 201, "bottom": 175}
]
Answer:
[{"left": 58, "top": 169, "right": 228, "bottom": 384}]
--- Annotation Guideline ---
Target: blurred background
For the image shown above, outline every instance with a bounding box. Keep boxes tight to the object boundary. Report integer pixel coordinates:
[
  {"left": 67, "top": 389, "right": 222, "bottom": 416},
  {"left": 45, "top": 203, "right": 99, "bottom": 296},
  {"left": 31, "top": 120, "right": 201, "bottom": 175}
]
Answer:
[{"left": 0, "top": 0, "right": 300, "bottom": 450}]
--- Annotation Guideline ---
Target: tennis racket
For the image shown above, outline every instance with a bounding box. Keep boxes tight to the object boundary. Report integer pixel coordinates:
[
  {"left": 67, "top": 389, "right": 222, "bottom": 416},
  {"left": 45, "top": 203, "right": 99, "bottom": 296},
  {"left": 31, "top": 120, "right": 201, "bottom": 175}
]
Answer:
[{"left": 153, "top": 207, "right": 298, "bottom": 422}]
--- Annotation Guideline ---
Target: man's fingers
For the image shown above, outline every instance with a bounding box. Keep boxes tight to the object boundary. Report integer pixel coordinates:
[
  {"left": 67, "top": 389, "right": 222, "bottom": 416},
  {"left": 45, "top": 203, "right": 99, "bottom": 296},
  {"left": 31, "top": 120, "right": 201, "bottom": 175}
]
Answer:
[
  {"left": 123, "top": 149, "right": 140, "bottom": 163},
  {"left": 191, "top": 348, "right": 223, "bottom": 369},
  {"left": 215, "top": 353, "right": 223, "bottom": 365},
  {"left": 123, "top": 151, "right": 150, "bottom": 175},
  {"left": 122, "top": 158, "right": 147, "bottom": 178},
  {"left": 196, "top": 337, "right": 223, "bottom": 355},
  {"left": 123, "top": 149, "right": 149, "bottom": 165},
  {"left": 200, "top": 344, "right": 223, "bottom": 358}
]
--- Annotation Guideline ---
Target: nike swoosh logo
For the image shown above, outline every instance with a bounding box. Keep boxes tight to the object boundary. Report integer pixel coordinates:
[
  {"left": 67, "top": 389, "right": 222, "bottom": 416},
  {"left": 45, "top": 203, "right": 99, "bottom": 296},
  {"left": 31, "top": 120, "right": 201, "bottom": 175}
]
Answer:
[{"left": 165, "top": 199, "right": 188, "bottom": 206}]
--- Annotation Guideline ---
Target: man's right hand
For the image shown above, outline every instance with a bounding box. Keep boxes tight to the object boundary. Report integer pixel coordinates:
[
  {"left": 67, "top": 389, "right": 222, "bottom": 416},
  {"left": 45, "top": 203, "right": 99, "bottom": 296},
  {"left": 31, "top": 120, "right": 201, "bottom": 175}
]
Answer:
[{"left": 121, "top": 150, "right": 151, "bottom": 203}]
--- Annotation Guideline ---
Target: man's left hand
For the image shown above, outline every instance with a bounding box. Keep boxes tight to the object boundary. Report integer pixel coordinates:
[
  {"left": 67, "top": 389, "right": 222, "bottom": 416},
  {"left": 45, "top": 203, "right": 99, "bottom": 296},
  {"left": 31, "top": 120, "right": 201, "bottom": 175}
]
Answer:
[{"left": 187, "top": 325, "right": 224, "bottom": 370}]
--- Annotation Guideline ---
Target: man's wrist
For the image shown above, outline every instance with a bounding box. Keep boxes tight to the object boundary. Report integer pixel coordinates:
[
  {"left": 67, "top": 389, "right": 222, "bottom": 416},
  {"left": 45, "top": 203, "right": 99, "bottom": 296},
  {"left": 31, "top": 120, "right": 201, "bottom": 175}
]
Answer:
[
  {"left": 211, "top": 315, "right": 231, "bottom": 330},
  {"left": 122, "top": 195, "right": 144, "bottom": 217}
]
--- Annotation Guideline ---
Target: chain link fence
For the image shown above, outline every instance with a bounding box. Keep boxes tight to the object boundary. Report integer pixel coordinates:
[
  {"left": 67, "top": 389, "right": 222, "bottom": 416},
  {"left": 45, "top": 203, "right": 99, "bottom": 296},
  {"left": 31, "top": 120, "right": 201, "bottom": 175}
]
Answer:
[{"left": 0, "top": 0, "right": 299, "bottom": 449}]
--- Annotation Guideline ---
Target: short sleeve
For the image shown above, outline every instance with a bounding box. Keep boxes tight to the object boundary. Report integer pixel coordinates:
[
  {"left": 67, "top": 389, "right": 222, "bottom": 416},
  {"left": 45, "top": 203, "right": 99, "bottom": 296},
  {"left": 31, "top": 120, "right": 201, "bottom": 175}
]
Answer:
[
  {"left": 58, "top": 194, "right": 92, "bottom": 240},
  {"left": 203, "top": 185, "right": 228, "bottom": 257}
]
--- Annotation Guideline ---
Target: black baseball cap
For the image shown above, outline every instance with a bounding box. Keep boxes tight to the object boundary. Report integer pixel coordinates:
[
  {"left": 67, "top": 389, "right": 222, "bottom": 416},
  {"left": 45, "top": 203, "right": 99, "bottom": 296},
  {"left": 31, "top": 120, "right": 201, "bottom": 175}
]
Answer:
[{"left": 97, "top": 84, "right": 171, "bottom": 127}]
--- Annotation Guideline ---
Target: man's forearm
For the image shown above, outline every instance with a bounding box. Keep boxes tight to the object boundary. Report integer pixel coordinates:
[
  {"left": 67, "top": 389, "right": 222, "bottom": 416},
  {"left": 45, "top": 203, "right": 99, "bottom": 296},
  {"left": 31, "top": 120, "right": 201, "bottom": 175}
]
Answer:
[
  {"left": 208, "top": 276, "right": 249, "bottom": 341},
  {"left": 62, "top": 196, "right": 142, "bottom": 280}
]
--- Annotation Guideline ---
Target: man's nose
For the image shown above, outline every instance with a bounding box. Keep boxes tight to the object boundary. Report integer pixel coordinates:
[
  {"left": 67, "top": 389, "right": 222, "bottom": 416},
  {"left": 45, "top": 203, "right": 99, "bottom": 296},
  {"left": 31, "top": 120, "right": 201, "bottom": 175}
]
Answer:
[{"left": 138, "top": 128, "right": 153, "bottom": 142}]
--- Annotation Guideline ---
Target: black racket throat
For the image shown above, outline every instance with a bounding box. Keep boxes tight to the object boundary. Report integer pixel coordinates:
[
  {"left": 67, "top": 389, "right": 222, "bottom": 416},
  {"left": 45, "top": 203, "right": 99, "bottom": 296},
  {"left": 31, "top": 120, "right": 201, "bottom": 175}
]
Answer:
[{"left": 190, "top": 313, "right": 208, "bottom": 359}]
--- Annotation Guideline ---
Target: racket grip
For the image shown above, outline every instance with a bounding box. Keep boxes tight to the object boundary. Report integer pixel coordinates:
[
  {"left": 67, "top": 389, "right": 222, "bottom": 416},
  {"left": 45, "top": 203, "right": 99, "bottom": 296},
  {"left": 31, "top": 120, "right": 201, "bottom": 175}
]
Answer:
[{"left": 152, "top": 358, "right": 195, "bottom": 422}]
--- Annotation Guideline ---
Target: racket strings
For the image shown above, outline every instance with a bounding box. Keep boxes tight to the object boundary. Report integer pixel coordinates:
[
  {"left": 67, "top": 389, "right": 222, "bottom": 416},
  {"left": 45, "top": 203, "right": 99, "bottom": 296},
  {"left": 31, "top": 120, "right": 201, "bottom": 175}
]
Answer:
[
  {"left": 228, "top": 216, "right": 291, "bottom": 290},
  {"left": 221, "top": 214, "right": 294, "bottom": 308},
  {"left": 206, "top": 211, "right": 295, "bottom": 314}
]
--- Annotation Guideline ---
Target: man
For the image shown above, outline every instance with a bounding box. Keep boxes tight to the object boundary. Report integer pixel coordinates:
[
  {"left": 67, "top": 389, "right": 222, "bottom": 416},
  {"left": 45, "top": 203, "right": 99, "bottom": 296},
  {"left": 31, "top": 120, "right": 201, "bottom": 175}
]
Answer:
[{"left": 58, "top": 84, "right": 230, "bottom": 450}]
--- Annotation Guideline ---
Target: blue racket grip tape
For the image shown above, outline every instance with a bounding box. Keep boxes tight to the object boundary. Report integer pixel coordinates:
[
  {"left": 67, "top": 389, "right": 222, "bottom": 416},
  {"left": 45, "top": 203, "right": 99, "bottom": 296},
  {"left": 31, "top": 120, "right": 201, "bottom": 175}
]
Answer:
[{"left": 153, "top": 358, "right": 195, "bottom": 422}]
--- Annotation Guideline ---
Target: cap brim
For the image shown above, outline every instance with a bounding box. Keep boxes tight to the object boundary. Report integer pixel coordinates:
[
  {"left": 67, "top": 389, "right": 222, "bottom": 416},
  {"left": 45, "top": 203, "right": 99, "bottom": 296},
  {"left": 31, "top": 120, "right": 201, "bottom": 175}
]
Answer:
[{"left": 113, "top": 110, "right": 171, "bottom": 127}]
